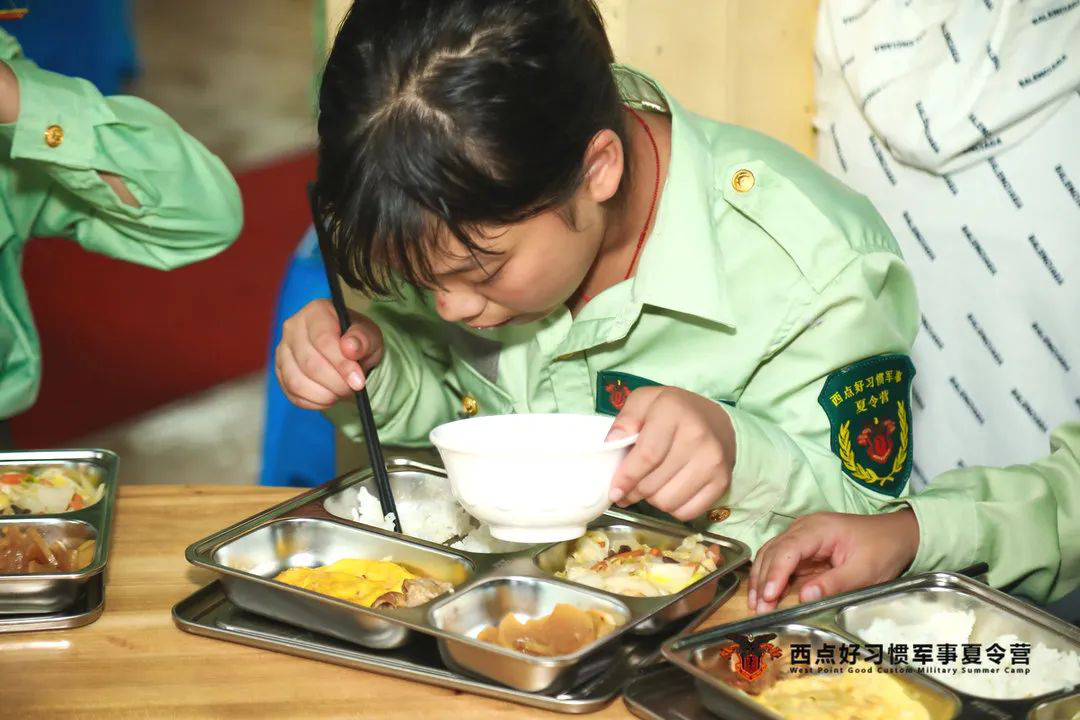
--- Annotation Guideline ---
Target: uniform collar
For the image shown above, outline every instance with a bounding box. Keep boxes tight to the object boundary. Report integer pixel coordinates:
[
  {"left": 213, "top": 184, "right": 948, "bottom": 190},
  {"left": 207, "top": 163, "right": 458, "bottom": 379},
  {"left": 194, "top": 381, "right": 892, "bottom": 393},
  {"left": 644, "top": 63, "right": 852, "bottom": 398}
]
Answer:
[{"left": 614, "top": 66, "right": 736, "bottom": 330}]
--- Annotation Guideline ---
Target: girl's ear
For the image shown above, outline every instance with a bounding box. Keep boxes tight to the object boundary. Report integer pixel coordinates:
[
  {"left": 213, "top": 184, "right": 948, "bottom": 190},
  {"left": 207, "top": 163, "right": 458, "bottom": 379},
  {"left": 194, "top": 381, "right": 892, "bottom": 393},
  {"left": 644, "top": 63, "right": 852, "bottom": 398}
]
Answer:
[{"left": 581, "top": 128, "right": 624, "bottom": 204}]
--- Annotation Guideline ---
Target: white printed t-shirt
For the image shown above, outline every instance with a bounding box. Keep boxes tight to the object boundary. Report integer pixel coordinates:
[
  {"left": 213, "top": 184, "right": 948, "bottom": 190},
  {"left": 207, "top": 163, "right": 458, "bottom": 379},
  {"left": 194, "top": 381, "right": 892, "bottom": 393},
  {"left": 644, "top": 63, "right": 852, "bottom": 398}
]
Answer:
[{"left": 815, "top": 0, "right": 1080, "bottom": 488}]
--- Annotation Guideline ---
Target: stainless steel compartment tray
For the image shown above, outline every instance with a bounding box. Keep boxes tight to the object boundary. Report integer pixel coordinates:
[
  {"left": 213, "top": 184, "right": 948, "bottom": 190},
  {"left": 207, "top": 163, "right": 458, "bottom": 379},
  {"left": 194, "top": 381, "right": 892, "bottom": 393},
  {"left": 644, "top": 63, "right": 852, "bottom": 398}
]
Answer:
[
  {"left": 627, "top": 664, "right": 1080, "bottom": 720},
  {"left": 0, "top": 573, "right": 105, "bottom": 633},
  {"left": 173, "top": 573, "right": 738, "bottom": 715},
  {"left": 0, "top": 449, "right": 119, "bottom": 616},
  {"left": 185, "top": 459, "right": 750, "bottom": 692},
  {"left": 663, "top": 571, "right": 1080, "bottom": 719},
  {"left": 689, "top": 622, "right": 958, "bottom": 719}
]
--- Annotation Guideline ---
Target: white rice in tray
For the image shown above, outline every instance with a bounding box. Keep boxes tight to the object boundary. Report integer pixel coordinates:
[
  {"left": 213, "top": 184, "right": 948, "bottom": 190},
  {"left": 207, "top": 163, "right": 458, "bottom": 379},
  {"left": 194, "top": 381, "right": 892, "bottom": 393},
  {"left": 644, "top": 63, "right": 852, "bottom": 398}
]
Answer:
[
  {"left": 859, "top": 609, "right": 976, "bottom": 647},
  {"left": 351, "top": 480, "right": 531, "bottom": 554},
  {"left": 352, "top": 479, "right": 471, "bottom": 543},
  {"left": 949, "top": 634, "right": 1079, "bottom": 699},
  {"left": 449, "top": 524, "right": 530, "bottom": 554},
  {"left": 856, "top": 607, "right": 1080, "bottom": 700}
]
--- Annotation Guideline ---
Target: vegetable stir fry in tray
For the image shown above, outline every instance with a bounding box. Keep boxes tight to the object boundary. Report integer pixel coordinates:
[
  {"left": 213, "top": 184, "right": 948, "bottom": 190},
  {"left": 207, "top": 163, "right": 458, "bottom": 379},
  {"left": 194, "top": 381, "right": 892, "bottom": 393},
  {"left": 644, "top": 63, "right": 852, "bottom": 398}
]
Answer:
[
  {"left": 557, "top": 530, "right": 723, "bottom": 597},
  {"left": 0, "top": 466, "right": 105, "bottom": 515}
]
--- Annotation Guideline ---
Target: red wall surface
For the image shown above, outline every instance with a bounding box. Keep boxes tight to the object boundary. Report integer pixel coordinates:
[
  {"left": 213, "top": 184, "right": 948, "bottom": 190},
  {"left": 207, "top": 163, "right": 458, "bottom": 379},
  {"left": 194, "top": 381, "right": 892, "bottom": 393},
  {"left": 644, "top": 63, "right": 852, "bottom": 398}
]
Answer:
[{"left": 11, "top": 151, "right": 317, "bottom": 447}]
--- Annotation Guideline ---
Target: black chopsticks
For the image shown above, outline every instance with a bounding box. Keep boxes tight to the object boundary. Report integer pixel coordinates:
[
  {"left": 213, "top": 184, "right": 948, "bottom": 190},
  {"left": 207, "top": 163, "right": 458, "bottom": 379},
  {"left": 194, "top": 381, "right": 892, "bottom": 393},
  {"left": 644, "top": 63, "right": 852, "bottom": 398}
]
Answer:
[{"left": 307, "top": 184, "right": 401, "bottom": 533}]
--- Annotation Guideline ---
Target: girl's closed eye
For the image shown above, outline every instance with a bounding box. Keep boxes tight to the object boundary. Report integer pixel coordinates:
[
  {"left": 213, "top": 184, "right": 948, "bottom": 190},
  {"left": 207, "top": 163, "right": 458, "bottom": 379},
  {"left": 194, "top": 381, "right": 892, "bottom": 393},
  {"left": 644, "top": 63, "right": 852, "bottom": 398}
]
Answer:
[{"left": 477, "top": 261, "right": 507, "bottom": 286}]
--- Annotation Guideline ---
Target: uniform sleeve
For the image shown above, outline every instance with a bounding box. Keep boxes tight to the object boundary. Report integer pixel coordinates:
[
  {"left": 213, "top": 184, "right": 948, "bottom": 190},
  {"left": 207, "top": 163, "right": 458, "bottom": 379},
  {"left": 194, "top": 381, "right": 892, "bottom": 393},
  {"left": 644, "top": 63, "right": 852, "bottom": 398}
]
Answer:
[
  {"left": 904, "top": 421, "right": 1080, "bottom": 604},
  {"left": 324, "top": 287, "right": 462, "bottom": 448},
  {"left": 0, "top": 33, "right": 241, "bottom": 268},
  {"left": 717, "top": 250, "right": 920, "bottom": 538}
]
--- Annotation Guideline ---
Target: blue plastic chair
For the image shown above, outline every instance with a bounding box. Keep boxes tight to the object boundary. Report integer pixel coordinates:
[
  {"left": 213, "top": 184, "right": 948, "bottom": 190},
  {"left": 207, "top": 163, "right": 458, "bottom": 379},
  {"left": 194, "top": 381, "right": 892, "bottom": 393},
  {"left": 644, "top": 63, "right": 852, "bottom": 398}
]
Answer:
[{"left": 259, "top": 227, "right": 336, "bottom": 487}]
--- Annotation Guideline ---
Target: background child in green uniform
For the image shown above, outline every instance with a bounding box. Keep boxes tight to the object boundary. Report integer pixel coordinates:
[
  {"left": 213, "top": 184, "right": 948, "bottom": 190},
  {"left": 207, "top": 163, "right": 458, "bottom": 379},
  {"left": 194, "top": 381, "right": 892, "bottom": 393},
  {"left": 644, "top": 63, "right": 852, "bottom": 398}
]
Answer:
[
  {"left": 0, "top": 28, "right": 242, "bottom": 431},
  {"left": 748, "top": 421, "right": 1080, "bottom": 612},
  {"left": 276, "top": 0, "right": 920, "bottom": 552}
]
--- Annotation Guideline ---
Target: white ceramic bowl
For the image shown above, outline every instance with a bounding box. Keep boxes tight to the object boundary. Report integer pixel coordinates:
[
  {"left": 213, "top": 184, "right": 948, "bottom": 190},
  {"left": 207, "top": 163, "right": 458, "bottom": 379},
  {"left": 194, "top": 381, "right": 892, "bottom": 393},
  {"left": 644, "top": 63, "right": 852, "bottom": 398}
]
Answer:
[{"left": 428, "top": 413, "right": 638, "bottom": 543}]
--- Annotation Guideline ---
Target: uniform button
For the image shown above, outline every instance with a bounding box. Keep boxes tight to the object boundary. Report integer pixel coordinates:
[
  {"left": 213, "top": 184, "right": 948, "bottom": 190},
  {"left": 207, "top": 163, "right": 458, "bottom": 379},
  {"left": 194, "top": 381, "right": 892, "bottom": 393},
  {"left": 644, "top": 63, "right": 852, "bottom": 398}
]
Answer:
[
  {"left": 707, "top": 506, "right": 731, "bottom": 523},
  {"left": 731, "top": 169, "right": 755, "bottom": 193},
  {"left": 461, "top": 394, "right": 479, "bottom": 417},
  {"left": 44, "top": 124, "right": 64, "bottom": 148}
]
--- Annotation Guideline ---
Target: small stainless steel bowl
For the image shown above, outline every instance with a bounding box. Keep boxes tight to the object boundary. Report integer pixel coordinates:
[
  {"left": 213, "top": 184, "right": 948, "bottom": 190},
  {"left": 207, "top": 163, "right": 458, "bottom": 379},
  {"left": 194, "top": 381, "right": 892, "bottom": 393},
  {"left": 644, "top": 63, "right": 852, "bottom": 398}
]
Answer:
[{"left": 429, "top": 575, "right": 632, "bottom": 694}]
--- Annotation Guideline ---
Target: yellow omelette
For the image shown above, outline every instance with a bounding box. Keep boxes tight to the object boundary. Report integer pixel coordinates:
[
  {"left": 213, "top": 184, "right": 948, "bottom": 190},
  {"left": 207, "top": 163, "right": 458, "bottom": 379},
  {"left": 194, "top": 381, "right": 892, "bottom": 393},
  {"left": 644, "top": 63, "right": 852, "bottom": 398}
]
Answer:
[
  {"left": 751, "top": 668, "right": 931, "bottom": 720},
  {"left": 274, "top": 558, "right": 417, "bottom": 608}
]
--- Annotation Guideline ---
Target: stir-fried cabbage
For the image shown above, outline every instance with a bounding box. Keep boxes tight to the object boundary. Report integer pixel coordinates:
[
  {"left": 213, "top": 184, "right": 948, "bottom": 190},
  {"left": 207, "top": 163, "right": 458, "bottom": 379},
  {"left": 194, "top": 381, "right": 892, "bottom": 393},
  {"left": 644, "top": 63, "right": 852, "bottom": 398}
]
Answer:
[
  {"left": 0, "top": 465, "right": 105, "bottom": 515},
  {"left": 556, "top": 530, "right": 723, "bottom": 597}
]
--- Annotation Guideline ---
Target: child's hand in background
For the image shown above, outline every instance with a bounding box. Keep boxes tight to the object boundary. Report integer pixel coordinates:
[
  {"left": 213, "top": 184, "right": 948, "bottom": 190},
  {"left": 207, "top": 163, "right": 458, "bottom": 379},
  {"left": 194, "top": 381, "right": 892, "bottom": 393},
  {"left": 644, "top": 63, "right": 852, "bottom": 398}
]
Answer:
[
  {"left": 275, "top": 299, "right": 384, "bottom": 410},
  {"left": 747, "top": 510, "right": 919, "bottom": 614},
  {"left": 606, "top": 387, "right": 736, "bottom": 521}
]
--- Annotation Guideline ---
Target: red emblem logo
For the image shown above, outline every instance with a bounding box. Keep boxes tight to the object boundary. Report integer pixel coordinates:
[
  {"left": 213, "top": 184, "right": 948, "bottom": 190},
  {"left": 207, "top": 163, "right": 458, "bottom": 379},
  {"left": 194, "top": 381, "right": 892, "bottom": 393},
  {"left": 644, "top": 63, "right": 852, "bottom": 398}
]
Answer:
[
  {"left": 605, "top": 380, "right": 632, "bottom": 411},
  {"left": 857, "top": 417, "right": 896, "bottom": 464},
  {"left": 718, "top": 633, "right": 783, "bottom": 682}
]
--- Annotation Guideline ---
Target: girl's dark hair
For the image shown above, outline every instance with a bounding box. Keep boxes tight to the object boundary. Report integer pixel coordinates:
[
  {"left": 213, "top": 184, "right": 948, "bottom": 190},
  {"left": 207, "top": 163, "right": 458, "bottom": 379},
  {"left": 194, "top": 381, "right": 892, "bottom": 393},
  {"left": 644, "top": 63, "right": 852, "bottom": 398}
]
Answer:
[{"left": 316, "top": 0, "right": 629, "bottom": 296}]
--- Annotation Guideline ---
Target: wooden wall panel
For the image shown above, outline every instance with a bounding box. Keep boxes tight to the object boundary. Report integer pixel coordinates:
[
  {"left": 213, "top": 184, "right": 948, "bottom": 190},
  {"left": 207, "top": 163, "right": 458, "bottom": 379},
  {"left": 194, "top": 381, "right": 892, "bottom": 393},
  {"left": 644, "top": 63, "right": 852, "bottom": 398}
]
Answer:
[{"left": 324, "top": 0, "right": 818, "bottom": 155}]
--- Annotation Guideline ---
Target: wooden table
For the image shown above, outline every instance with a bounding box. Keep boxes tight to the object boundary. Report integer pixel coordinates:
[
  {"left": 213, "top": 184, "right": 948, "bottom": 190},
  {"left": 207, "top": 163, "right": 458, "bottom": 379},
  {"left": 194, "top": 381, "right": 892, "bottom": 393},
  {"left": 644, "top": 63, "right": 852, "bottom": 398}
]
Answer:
[{"left": 1, "top": 485, "right": 782, "bottom": 719}]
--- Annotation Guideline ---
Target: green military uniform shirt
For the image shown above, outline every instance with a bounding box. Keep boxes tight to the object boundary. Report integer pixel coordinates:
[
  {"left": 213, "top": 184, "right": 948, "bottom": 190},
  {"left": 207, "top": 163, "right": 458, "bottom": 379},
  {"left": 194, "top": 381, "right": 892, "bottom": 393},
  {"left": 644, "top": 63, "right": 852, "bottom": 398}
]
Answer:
[
  {"left": 331, "top": 67, "right": 920, "bottom": 552},
  {"left": 0, "top": 30, "right": 242, "bottom": 420},
  {"left": 904, "top": 421, "right": 1080, "bottom": 604}
]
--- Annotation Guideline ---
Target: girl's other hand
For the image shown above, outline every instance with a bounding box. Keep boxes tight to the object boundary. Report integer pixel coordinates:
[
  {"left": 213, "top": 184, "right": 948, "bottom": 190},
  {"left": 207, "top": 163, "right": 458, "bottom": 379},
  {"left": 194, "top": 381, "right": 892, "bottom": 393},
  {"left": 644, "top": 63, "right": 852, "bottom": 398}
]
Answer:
[
  {"left": 747, "top": 510, "right": 920, "bottom": 614},
  {"left": 606, "top": 387, "right": 736, "bottom": 521},
  {"left": 275, "top": 299, "right": 384, "bottom": 410}
]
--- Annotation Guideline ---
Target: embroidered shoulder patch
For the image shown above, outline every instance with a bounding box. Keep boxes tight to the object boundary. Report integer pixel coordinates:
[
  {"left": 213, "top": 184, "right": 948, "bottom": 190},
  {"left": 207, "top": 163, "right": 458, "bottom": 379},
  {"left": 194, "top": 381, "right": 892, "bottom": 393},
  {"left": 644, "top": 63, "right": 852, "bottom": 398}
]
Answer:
[
  {"left": 595, "top": 370, "right": 660, "bottom": 415},
  {"left": 817, "top": 354, "right": 915, "bottom": 497}
]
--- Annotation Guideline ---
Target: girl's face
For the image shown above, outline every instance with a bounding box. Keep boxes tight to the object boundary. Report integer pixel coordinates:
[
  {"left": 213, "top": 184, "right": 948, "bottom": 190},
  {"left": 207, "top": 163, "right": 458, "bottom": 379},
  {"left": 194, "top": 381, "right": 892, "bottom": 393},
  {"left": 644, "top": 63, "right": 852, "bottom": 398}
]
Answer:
[
  {"left": 425, "top": 127, "right": 626, "bottom": 330},
  {"left": 427, "top": 190, "right": 605, "bottom": 329}
]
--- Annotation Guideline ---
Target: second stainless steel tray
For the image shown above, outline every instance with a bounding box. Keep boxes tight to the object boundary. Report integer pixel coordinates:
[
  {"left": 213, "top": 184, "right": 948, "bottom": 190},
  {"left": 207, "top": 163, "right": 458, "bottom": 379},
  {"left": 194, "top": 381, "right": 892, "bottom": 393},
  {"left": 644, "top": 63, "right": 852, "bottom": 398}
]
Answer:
[
  {"left": 0, "top": 449, "right": 119, "bottom": 615},
  {"left": 663, "top": 572, "right": 1080, "bottom": 720},
  {"left": 173, "top": 572, "right": 739, "bottom": 715},
  {"left": 626, "top": 662, "right": 1080, "bottom": 720},
  {"left": 0, "top": 572, "right": 105, "bottom": 633}
]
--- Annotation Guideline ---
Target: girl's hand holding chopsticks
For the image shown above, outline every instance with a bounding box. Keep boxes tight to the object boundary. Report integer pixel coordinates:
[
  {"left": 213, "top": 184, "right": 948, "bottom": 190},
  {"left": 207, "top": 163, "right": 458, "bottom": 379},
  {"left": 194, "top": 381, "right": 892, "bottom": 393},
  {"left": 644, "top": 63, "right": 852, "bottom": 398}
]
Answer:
[{"left": 275, "top": 298, "right": 385, "bottom": 411}]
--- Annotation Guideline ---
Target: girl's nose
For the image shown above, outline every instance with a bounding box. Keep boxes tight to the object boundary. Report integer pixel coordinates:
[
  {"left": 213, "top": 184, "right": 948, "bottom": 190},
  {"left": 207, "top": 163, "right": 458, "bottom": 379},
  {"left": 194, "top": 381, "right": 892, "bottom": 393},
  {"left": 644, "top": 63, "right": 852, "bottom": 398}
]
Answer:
[{"left": 433, "top": 286, "right": 485, "bottom": 324}]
